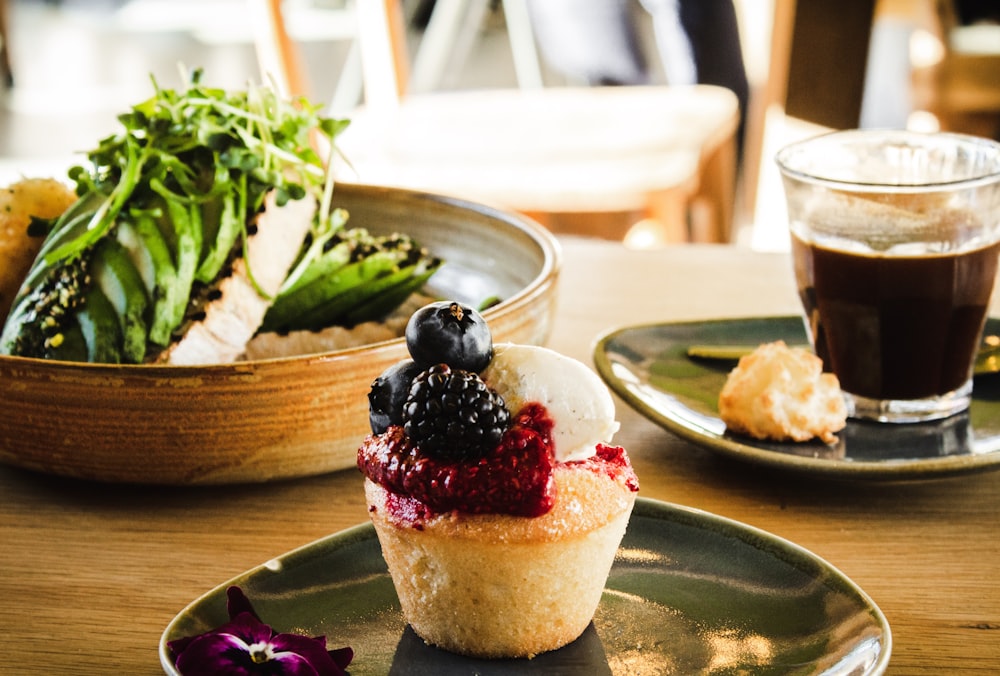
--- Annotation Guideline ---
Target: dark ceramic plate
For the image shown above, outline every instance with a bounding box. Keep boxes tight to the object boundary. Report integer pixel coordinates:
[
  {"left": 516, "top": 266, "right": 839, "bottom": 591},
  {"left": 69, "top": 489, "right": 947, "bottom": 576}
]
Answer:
[
  {"left": 594, "top": 316, "right": 1000, "bottom": 480},
  {"left": 160, "top": 498, "right": 890, "bottom": 675}
]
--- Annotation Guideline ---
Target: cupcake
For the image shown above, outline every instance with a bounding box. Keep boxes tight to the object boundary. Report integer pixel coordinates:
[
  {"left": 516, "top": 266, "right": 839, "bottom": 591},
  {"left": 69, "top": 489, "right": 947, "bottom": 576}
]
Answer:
[{"left": 358, "top": 301, "right": 638, "bottom": 659}]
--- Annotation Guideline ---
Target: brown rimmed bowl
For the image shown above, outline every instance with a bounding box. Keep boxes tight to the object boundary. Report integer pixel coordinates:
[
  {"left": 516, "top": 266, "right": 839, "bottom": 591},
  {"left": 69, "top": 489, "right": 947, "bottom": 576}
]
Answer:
[{"left": 0, "top": 183, "right": 561, "bottom": 484}]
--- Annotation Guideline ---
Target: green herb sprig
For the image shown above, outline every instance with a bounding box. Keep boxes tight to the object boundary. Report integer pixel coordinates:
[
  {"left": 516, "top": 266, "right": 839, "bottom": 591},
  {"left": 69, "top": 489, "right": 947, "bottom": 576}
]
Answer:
[{"left": 48, "top": 67, "right": 348, "bottom": 266}]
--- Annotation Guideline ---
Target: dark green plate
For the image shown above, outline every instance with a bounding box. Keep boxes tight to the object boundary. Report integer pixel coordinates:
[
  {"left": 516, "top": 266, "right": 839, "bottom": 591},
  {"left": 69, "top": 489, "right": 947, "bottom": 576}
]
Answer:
[
  {"left": 594, "top": 316, "right": 1000, "bottom": 480},
  {"left": 160, "top": 498, "right": 890, "bottom": 675}
]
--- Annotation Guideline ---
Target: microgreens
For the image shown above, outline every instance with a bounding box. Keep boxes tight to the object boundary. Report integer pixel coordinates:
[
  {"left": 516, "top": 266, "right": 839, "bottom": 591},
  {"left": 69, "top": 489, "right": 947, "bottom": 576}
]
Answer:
[{"left": 47, "top": 67, "right": 349, "bottom": 268}]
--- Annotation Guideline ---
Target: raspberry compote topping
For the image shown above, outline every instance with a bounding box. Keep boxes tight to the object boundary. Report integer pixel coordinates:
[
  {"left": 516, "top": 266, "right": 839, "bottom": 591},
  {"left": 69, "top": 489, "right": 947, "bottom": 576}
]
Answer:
[
  {"left": 566, "top": 444, "right": 640, "bottom": 494},
  {"left": 358, "top": 403, "right": 639, "bottom": 522},
  {"left": 359, "top": 403, "right": 556, "bottom": 518}
]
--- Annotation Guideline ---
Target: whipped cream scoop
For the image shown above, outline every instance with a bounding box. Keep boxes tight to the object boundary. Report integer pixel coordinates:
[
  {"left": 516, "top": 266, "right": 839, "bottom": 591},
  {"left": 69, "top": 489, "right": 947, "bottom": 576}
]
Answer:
[{"left": 483, "top": 343, "right": 620, "bottom": 462}]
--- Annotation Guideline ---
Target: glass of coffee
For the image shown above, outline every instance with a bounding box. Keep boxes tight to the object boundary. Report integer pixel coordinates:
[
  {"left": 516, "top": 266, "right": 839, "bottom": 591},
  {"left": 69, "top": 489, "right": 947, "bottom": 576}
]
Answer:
[{"left": 776, "top": 129, "right": 1000, "bottom": 423}]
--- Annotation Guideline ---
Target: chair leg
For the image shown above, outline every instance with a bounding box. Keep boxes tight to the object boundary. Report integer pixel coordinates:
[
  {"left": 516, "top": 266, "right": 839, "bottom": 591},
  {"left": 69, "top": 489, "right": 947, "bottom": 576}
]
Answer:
[
  {"left": 409, "top": 0, "right": 490, "bottom": 92},
  {"left": 689, "top": 134, "right": 737, "bottom": 243},
  {"left": 501, "top": 0, "right": 544, "bottom": 88},
  {"left": 0, "top": 0, "right": 12, "bottom": 88},
  {"left": 645, "top": 180, "right": 697, "bottom": 243}
]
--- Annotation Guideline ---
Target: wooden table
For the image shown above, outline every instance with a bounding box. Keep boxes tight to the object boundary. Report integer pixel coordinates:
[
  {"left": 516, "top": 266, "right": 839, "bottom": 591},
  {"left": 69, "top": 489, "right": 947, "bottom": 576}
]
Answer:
[{"left": 2, "top": 238, "right": 999, "bottom": 675}]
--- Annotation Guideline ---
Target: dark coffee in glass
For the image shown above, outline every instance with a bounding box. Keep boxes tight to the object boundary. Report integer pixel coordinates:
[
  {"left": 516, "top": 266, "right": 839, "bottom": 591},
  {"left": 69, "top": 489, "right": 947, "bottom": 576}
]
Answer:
[{"left": 778, "top": 130, "right": 1000, "bottom": 423}]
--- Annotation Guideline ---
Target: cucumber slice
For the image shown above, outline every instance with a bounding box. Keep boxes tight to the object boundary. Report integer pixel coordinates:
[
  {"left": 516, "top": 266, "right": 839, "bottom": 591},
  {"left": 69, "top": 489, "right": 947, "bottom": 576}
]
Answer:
[
  {"left": 339, "top": 263, "right": 439, "bottom": 326},
  {"left": 196, "top": 193, "right": 223, "bottom": 274},
  {"left": 33, "top": 191, "right": 105, "bottom": 260},
  {"left": 279, "top": 209, "right": 351, "bottom": 295},
  {"left": 260, "top": 250, "right": 400, "bottom": 333},
  {"left": 129, "top": 216, "right": 180, "bottom": 347},
  {"left": 152, "top": 196, "right": 199, "bottom": 335},
  {"left": 281, "top": 240, "right": 352, "bottom": 296},
  {"left": 150, "top": 202, "right": 179, "bottom": 260},
  {"left": 195, "top": 191, "right": 241, "bottom": 284},
  {"left": 280, "top": 257, "right": 416, "bottom": 332},
  {"left": 1, "top": 257, "right": 91, "bottom": 359},
  {"left": 261, "top": 245, "right": 352, "bottom": 329},
  {"left": 184, "top": 200, "right": 205, "bottom": 281},
  {"left": 16, "top": 194, "right": 102, "bottom": 300},
  {"left": 77, "top": 285, "right": 123, "bottom": 363},
  {"left": 115, "top": 220, "right": 157, "bottom": 297},
  {"left": 91, "top": 239, "right": 150, "bottom": 363}
]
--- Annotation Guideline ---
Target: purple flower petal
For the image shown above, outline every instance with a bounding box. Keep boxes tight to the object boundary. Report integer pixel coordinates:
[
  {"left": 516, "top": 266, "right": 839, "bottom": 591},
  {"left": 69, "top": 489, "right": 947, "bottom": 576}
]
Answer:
[
  {"left": 169, "top": 586, "right": 353, "bottom": 675},
  {"left": 226, "top": 586, "right": 260, "bottom": 622},
  {"left": 269, "top": 632, "right": 347, "bottom": 676},
  {"left": 174, "top": 631, "right": 258, "bottom": 676},
  {"left": 328, "top": 646, "right": 354, "bottom": 670},
  {"left": 218, "top": 612, "right": 275, "bottom": 645}
]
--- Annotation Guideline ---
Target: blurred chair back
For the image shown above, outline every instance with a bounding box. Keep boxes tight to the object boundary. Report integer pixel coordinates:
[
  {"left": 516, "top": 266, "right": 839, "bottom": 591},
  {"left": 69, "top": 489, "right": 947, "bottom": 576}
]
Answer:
[
  {"left": 251, "top": 0, "right": 740, "bottom": 243},
  {"left": 912, "top": 0, "right": 1000, "bottom": 140}
]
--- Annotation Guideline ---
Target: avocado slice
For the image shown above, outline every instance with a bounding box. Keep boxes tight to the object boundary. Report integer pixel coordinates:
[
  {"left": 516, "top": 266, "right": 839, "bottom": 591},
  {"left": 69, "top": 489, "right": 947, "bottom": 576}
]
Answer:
[
  {"left": 116, "top": 216, "right": 181, "bottom": 347},
  {"left": 77, "top": 285, "right": 123, "bottom": 363},
  {"left": 91, "top": 238, "right": 150, "bottom": 363}
]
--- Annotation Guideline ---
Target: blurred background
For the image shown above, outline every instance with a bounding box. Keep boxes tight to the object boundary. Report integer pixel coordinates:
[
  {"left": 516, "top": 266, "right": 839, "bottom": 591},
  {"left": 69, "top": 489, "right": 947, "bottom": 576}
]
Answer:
[{"left": 0, "top": 0, "right": 997, "bottom": 251}]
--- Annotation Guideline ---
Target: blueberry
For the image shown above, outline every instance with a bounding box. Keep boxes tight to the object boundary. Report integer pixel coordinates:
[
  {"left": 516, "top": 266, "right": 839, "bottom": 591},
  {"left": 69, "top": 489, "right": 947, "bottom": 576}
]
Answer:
[
  {"left": 405, "top": 300, "right": 492, "bottom": 372},
  {"left": 368, "top": 359, "right": 423, "bottom": 434}
]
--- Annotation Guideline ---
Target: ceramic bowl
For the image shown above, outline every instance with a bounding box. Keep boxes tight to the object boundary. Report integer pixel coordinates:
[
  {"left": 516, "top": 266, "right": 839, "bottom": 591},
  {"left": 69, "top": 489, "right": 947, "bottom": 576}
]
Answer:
[{"left": 0, "top": 183, "right": 561, "bottom": 485}]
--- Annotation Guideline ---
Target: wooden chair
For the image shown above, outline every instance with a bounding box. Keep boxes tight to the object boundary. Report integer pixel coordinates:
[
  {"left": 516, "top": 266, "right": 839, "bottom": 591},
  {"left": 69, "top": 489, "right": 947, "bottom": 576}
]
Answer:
[
  {"left": 911, "top": 0, "right": 1000, "bottom": 140},
  {"left": 250, "top": 0, "right": 740, "bottom": 243},
  {"left": 0, "top": 0, "right": 12, "bottom": 88}
]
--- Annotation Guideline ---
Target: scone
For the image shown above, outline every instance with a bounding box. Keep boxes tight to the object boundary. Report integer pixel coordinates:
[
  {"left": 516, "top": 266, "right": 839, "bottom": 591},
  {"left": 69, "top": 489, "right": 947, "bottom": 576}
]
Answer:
[
  {"left": 358, "top": 301, "right": 638, "bottom": 658},
  {"left": 719, "top": 340, "right": 847, "bottom": 444}
]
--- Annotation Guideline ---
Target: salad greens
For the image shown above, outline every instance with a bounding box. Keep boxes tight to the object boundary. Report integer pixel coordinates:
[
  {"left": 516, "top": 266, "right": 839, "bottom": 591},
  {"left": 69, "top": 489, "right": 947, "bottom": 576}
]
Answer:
[{"left": 0, "top": 68, "right": 441, "bottom": 363}]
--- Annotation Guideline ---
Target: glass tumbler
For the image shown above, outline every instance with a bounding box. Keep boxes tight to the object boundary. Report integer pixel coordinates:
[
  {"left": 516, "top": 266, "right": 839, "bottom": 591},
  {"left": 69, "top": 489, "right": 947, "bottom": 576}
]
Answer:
[{"left": 776, "top": 129, "right": 1000, "bottom": 423}]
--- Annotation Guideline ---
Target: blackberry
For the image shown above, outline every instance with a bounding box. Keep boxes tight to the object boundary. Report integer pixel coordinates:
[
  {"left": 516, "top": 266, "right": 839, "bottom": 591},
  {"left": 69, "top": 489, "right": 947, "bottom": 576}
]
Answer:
[{"left": 403, "top": 364, "right": 510, "bottom": 459}]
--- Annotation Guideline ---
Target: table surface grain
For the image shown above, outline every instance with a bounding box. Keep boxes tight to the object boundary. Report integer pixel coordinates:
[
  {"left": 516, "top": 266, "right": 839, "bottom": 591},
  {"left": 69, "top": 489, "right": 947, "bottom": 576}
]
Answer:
[{"left": 2, "top": 238, "right": 999, "bottom": 675}]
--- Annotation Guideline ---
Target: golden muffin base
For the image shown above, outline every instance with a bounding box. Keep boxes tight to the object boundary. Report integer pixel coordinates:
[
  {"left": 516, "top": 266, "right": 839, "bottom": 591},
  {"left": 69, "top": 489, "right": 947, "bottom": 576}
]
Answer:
[{"left": 364, "top": 464, "right": 636, "bottom": 659}]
